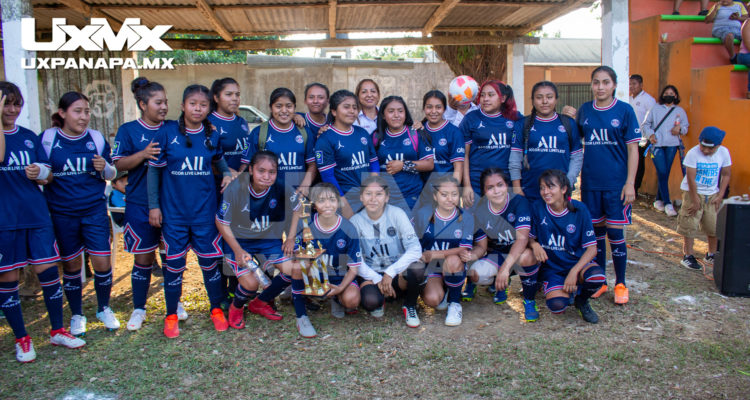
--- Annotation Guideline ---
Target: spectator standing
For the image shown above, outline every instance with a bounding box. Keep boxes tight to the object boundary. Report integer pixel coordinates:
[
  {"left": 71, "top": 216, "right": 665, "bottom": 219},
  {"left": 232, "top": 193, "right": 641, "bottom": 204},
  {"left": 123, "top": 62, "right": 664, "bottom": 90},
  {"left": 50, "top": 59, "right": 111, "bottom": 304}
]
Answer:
[
  {"left": 629, "top": 74, "right": 656, "bottom": 196},
  {"left": 673, "top": 0, "right": 710, "bottom": 15}
]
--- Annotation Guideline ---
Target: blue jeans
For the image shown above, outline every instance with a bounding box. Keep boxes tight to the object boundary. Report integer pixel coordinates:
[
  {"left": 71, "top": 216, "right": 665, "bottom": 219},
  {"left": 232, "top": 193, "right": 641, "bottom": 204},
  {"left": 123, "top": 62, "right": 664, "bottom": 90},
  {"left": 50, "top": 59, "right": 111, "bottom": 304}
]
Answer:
[
  {"left": 652, "top": 146, "right": 678, "bottom": 205},
  {"left": 737, "top": 53, "right": 750, "bottom": 91}
]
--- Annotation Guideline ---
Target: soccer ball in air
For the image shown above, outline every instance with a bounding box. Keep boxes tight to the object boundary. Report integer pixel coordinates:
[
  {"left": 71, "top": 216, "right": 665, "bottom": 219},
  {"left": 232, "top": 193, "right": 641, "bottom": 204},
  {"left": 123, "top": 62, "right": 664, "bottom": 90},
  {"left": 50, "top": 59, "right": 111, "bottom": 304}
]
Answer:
[{"left": 449, "top": 75, "right": 478, "bottom": 105}]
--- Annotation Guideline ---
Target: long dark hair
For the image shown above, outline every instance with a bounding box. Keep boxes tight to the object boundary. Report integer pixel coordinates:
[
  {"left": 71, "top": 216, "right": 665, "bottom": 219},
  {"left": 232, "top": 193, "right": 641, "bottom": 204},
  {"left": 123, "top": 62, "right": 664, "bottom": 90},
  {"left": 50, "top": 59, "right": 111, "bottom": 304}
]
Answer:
[
  {"left": 658, "top": 85, "right": 681, "bottom": 105},
  {"left": 476, "top": 80, "right": 519, "bottom": 121},
  {"left": 269, "top": 87, "right": 296, "bottom": 108},
  {"left": 51, "top": 92, "right": 89, "bottom": 128},
  {"left": 591, "top": 66, "right": 618, "bottom": 98},
  {"left": 430, "top": 174, "right": 461, "bottom": 208},
  {"left": 0, "top": 81, "right": 24, "bottom": 108},
  {"left": 355, "top": 79, "right": 380, "bottom": 109},
  {"left": 210, "top": 77, "right": 239, "bottom": 112},
  {"left": 178, "top": 85, "right": 214, "bottom": 149},
  {"left": 326, "top": 89, "right": 358, "bottom": 125},
  {"left": 539, "top": 169, "right": 576, "bottom": 212},
  {"left": 375, "top": 96, "right": 414, "bottom": 148},
  {"left": 304, "top": 82, "right": 330, "bottom": 99},
  {"left": 479, "top": 167, "right": 510, "bottom": 197},
  {"left": 421, "top": 90, "right": 447, "bottom": 126},
  {"left": 522, "top": 81, "right": 559, "bottom": 149},
  {"left": 361, "top": 174, "right": 390, "bottom": 196}
]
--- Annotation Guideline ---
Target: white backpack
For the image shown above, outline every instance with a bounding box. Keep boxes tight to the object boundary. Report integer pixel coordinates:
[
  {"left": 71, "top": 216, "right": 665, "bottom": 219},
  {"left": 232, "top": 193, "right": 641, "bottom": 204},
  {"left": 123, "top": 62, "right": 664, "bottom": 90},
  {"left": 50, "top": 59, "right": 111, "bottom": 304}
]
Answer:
[{"left": 41, "top": 128, "right": 106, "bottom": 157}]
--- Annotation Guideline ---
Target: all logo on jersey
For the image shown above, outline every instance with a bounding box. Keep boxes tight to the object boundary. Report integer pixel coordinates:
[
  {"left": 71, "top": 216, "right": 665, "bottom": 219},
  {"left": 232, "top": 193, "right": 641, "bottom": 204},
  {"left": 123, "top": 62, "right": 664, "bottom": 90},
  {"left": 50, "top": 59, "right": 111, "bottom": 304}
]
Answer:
[
  {"left": 24, "top": 140, "right": 34, "bottom": 149},
  {"left": 547, "top": 234, "right": 566, "bottom": 248},
  {"left": 589, "top": 129, "right": 610, "bottom": 142},
  {"left": 181, "top": 156, "right": 205, "bottom": 171},
  {"left": 6, "top": 151, "right": 32, "bottom": 167},
  {"left": 566, "top": 224, "right": 576, "bottom": 234},
  {"left": 63, "top": 157, "right": 88, "bottom": 172},
  {"left": 351, "top": 151, "right": 366, "bottom": 166},
  {"left": 278, "top": 152, "right": 297, "bottom": 167},
  {"left": 249, "top": 216, "right": 271, "bottom": 232}
]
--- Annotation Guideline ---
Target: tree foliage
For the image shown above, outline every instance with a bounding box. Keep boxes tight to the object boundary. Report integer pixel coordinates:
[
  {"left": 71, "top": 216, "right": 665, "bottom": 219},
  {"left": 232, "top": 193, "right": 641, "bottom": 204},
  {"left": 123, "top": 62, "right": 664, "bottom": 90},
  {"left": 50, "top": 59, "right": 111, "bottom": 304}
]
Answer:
[
  {"left": 140, "top": 34, "right": 296, "bottom": 64},
  {"left": 356, "top": 45, "right": 430, "bottom": 60},
  {"left": 433, "top": 33, "right": 507, "bottom": 83}
]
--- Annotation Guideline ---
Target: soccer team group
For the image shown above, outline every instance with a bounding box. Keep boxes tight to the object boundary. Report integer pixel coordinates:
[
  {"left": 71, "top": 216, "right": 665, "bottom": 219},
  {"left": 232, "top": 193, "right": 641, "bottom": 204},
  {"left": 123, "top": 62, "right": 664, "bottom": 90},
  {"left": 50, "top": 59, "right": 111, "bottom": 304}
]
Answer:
[{"left": 0, "top": 65, "right": 713, "bottom": 363}]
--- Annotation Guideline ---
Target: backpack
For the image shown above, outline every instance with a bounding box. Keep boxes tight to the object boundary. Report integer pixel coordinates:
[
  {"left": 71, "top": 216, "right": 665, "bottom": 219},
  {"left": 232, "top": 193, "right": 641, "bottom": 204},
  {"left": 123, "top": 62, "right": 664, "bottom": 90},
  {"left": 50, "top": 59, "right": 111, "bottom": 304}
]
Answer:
[
  {"left": 258, "top": 121, "right": 307, "bottom": 152},
  {"left": 41, "top": 128, "right": 106, "bottom": 157},
  {"left": 521, "top": 114, "right": 575, "bottom": 170}
]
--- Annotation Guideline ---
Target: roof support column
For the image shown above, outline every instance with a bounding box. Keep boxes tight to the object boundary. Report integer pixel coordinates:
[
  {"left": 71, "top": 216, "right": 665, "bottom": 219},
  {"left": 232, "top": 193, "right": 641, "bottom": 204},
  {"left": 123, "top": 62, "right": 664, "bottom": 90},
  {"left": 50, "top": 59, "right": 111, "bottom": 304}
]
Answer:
[
  {"left": 1, "top": 0, "right": 42, "bottom": 132},
  {"left": 506, "top": 39, "right": 525, "bottom": 115},
  {"left": 601, "top": 0, "right": 629, "bottom": 101}
]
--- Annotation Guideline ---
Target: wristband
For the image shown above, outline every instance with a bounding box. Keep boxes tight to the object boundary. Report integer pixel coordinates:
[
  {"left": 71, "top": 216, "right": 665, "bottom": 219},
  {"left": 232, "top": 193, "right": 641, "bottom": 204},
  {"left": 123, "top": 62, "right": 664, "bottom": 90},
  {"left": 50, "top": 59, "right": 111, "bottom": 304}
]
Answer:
[{"left": 403, "top": 160, "right": 418, "bottom": 174}]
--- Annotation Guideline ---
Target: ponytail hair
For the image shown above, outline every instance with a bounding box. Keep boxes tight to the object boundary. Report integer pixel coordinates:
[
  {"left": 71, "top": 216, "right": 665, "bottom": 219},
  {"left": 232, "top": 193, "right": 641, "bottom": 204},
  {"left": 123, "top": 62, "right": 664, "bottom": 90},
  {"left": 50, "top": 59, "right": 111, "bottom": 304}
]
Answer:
[
  {"left": 177, "top": 84, "right": 214, "bottom": 149},
  {"left": 476, "top": 80, "right": 519, "bottom": 121},
  {"left": 210, "top": 77, "right": 239, "bottom": 112},
  {"left": 421, "top": 90, "right": 447, "bottom": 126},
  {"left": 539, "top": 169, "right": 576, "bottom": 213},
  {"left": 326, "top": 89, "right": 357, "bottom": 125},
  {"left": 591, "top": 66, "right": 618, "bottom": 98},
  {"left": 361, "top": 174, "right": 390, "bottom": 196},
  {"left": 131, "top": 77, "right": 165, "bottom": 114},
  {"left": 523, "top": 81, "right": 559, "bottom": 149},
  {"left": 52, "top": 91, "right": 89, "bottom": 128},
  {"left": 479, "top": 167, "right": 510, "bottom": 197}
]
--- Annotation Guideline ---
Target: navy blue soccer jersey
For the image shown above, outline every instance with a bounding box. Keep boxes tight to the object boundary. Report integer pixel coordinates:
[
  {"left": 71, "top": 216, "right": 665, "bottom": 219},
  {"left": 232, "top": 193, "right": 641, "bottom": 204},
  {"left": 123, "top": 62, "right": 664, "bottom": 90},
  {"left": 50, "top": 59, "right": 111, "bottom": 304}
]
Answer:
[
  {"left": 460, "top": 109, "right": 521, "bottom": 193},
  {"left": 529, "top": 199, "right": 596, "bottom": 273},
  {"left": 300, "top": 112, "right": 326, "bottom": 138},
  {"left": 512, "top": 113, "right": 583, "bottom": 198},
  {"left": 377, "top": 126, "right": 434, "bottom": 201},
  {"left": 314, "top": 125, "right": 378, "bottom": 195},
  {"left": 216, "top": 178, "right": 296, "bottom": 247},
  {"left": 291, "top": 213, "right": 362, "bottom": 276},
  {"left": 577, "top": 99, "right": 640, "bottom": 191},
  {"left": 1, "top": 126, "right": 53, "bottom": 230},
  {"left": 44, "top": 128, "right": 111, "bottom": 216},
  {"left": 242, "top": 120, "right": 314, "bottom": 189},
  {"left": 210, "top": 111, "right": 250, "bottom": 171},
  {"left": 473, "top": 193, "right": 531, "bottom": 254},
  {"left": 112, "top": 118, "right": 163, "bottom": 206},
  {"left": 425, "top": 120, "right": 464, "bottom": 173},
  {"left": 414, "top": 206, "right": 474, "bottom": 252},
  {"left": 149, "top": 121, "right": 223, "bottom": 225}
]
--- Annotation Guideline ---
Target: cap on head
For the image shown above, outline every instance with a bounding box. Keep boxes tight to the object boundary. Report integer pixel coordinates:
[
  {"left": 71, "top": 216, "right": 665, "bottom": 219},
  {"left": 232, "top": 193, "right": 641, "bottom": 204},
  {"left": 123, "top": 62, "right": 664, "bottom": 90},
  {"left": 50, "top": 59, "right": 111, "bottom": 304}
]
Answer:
[{"left": 699, "top": 126, "right": 725, "bottom": 147}]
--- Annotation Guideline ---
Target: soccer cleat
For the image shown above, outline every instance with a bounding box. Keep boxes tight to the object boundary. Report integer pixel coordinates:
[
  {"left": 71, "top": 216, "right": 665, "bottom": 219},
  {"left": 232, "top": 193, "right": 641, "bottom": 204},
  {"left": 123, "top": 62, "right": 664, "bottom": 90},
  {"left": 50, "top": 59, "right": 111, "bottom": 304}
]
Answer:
[
  {"left": 330, "top": 299, "right": 345, "bottom": 319},
  {"left": 176, "top": 302, "right": 189, "bottom": 321},
  {"left": 575, "top": 300, "right": 599, "bottom": 324},
  {"left": 247, "top": 298, "right": 283, "bottom": 321},
  {"left": 435, "top": 292, "right": 448, "bottom": 311},
  {"left": 402, "top": 305, "right": 420, "bottom": 328},
  {"left": 50, "top": 328, "right": 86, "bottom": 348},
  {"left": 445, "top": 303, "right": 462, "bottom": 326},
  {"left": 228, "top": 304, "right": 245, "bottom": 329},
  {"left": 210, "top": 308, "right": 229, "bottom": 332},
  {"left": 523, "top": 299, "right": 539, "bottom": 322},
  {"left": 664, "top": 204, "right": 677, "bottom": 217},
  {"left": 681, "top": 255, "right": 701, "bottom": 270},
  {"left": 163, "top": 314, "right": 179, "bottom": 338},
  {"left": 461, "top": 281, "right": 477, "bottom": 302},
  {"left": 493, "top": 287, "right": 509, "bottom": 305},
  {"left": 369, "top": 306, "right": 384, "bottom": 318},
  {"left": 591, "top": 284, "right": 608, "bottom": 299},
  {"left": 15, "top": 336, "right": 36, "bottom": 363},
  {"left": 127, "top": 309, "right": 147, "bottom": 331},
  {"left": 614, "top": 283, "right": 629, "bottom": 305},
  {"left": 70, "top": 315, "right": 87, "bottom": 336},
  {"left": 96, "top": 307, "right": 121, "bottom": 331},
  {"left": 653, "top": 200, "right": 665, "bottom": 211},
  {"left": 296, "top": 315, "right": 317, "bottom": 338},
  {"left": 704, "top": 254, "right": 715, "bottom": 265}
]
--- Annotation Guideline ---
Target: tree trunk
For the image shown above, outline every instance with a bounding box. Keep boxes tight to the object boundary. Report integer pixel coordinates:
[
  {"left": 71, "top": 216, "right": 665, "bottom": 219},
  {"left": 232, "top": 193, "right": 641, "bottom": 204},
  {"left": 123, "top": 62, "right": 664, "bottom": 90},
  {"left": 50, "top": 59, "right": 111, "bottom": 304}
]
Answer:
[{"left": 433, "top": 33, "right": 508, "bottom": 84}]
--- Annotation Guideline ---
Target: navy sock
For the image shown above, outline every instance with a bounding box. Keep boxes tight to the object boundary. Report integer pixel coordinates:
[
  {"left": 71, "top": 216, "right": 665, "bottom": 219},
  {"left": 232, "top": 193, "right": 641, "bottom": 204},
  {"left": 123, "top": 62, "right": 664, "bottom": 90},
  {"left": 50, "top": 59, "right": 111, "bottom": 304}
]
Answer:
[
  {"left": 233, "top": 284, "right": 256, "bottom": 308},
  {"left": 291, "top": 278, "right": 307, "bottom": 318},
  {"left": 594, "top": 226, "right": 607, "bottom": 277},
  {"left": 159, "top": 250, "right": 167, "bottom": 267},
  {"left": 131, "top": 263, "right": 152, "bottom": 310},
  {"left": 519, "top": 263, "right": 540, "bottom": 301},
  {"left": 0, "top": 281, "right": 27, "bottom": 339},
  {"left": 62, "top": 269, "right": 83, "bottom": 316},
  {"left": 257, "top": 273, "right": 291, "bottom": 303},
  {"left": 37, "top": 267, "right": 64, "bottom": 331},
  {"left": 163, "top": 259, "right": 185, "bottom": 316},
  {"left": 444, "top": 271, "right": 466, "bottom": 304},
  {"left": 607, "top": 228, "right": 627, "bottom": 285},
  {"left": 94, "top": 268, "right": 113, "bottom": 312},
  {"left": 198, "top": 257, "right": 224, "bottom": 310},
  {"left": 576, "top": 266, "right": 606, "bottom": 305}
]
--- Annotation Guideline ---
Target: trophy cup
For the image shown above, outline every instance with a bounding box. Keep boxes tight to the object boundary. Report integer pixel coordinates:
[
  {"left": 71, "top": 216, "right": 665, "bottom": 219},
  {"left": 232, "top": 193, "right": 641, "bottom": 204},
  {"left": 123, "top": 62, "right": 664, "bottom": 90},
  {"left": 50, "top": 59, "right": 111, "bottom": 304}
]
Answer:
[{"left": 294, "top": 196, "right": 330, "bottom": 296}]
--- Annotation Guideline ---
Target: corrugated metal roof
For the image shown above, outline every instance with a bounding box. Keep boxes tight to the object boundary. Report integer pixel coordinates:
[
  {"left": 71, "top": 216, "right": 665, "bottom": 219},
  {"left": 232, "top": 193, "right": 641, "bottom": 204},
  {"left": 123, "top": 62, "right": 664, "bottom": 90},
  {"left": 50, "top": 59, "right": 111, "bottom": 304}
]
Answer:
[{"left": 525, "top": 38, "right": 601, "bottom": 65}]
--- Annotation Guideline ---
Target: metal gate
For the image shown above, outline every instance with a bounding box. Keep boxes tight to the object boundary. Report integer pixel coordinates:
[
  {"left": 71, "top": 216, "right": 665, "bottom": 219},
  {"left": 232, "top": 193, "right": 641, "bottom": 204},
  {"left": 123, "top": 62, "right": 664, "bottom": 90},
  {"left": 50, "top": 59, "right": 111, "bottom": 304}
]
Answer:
[{"left": 556, "top": 83, "right": 591, "bottom": 111}]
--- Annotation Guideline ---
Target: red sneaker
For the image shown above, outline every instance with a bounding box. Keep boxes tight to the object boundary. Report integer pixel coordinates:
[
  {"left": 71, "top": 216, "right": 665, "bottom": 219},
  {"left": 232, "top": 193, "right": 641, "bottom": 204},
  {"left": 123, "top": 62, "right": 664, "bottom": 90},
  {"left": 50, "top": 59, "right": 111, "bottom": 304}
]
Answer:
[
  {"left": 164, "top": 314, "right": 179, "bottom": 338},
  {"left": 228, "top": 304, "right": 245, "bottom": 329},
  {"left": 247, "top": 298, "right": 283, "bottom": 321},
  {"left": 210, "top": 308, "right": 229, "bottom": 332}
]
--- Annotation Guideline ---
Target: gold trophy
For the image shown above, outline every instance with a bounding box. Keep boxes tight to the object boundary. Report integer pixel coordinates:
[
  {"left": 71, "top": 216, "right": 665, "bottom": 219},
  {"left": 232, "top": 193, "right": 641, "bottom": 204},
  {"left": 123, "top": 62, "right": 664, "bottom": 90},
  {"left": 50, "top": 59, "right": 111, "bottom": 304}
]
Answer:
[{"left": 294, "top": 196, "right": 330, "bottom": 296}]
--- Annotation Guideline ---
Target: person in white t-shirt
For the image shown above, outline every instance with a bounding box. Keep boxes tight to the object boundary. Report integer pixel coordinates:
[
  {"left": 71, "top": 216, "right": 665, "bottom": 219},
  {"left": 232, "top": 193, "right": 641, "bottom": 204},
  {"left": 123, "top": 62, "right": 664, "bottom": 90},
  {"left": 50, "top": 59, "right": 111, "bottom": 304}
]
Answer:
[
  {"left": 629, "top": 74, "right": 656, "bottom": 196},
  {"left": 443, "top": 97, "right": 479, "bottom": 128},
  {"left": 676, "top": 127, "right": 731, "bottom": 270}
]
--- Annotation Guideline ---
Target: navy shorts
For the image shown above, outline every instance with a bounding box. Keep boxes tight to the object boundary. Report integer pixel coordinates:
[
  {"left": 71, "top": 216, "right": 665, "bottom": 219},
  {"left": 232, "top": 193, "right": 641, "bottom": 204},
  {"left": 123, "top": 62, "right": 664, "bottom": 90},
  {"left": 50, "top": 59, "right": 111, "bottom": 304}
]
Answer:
[
  {"left": 51, "top": 209, "right": 111, "bottom": 261},
  {"left": 581, "top": 190, "right": 632, "bottom": 225},
  {"left": 540, "top": 261, "right": 598, "bottom": 295},
  {"left": 161, "top": 222, "right": 222, "bottom": 261},
  {"left": 0, "top": 226, "right": 60, "bottom": 272},
  {"left": 123, "top": 202, "right": 160, "bottom": 254},
  {"left": 222, "top": 240, "right": 289, "bottom": 278}
]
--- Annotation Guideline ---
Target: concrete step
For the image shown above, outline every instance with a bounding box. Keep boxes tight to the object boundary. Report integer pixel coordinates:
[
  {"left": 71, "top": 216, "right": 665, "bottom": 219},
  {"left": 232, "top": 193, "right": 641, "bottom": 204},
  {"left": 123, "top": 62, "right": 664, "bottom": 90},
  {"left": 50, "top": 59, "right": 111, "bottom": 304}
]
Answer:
[
  {"left": 730, "top": 65, "right": 749, "bottom": 99},
  {"left": 631, "top": 0, "right": 706, "bottom": 22}
]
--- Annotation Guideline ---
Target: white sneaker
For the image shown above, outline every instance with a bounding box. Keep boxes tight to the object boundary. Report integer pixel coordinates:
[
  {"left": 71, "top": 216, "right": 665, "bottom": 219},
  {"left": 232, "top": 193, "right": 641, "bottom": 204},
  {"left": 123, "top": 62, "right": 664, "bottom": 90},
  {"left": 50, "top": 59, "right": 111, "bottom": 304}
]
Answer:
[
  {"left": 369, "top": 306, "right": 384, "bottom": 318},
  {"left": 445, "top": 303, "right": 463, "bottom": 326},
  {"left": 96, "top": 307, "right": 121, "bottom": 330},
  {"left": 436, "top": 292, "right": 448, "bottom": 311},
  {"left": 176, "top": 302, "right": 188, "bottom": 321},
  {"left": 15, "top": 336, "right": 36, "bottom": 363},
  {"left": 664, "top": 203, "right": 678, "bottom": 217},
  {"left": 653, "top": 200, "right": 665, "bottom": 211},
  {"left": 296, "top": 315, "right": 317, "bottom": 338},
  {"left": 70, "top": 315, "right": 87, "bottom": 336},
  {"left": 50, "top": 329, "right": 86, "bottom": 348},
  {"left": 330, "top": 299, "right": 345, "bottom": 319},
  {"left": 127, "top": 309, "right": 147, "bottom": 331},
  {"left": 402, "top": 305, "right": 420, "bottom": 328}
]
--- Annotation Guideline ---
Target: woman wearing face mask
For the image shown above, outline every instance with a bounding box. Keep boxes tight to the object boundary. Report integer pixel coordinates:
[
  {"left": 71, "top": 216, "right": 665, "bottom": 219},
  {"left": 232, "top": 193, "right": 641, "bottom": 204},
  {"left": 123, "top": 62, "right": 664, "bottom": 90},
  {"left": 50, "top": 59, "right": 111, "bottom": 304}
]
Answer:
[{"left": 642, "top": 85, "right": 689, "bottom": 217}]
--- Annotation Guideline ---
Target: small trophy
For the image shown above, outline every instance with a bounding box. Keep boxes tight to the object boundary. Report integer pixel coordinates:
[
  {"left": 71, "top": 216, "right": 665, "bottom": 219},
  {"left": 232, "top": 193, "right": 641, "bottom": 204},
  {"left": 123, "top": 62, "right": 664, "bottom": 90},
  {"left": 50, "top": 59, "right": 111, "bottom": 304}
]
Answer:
[{"left": 294, "top": 196, "right": 330, "bottom": 297}]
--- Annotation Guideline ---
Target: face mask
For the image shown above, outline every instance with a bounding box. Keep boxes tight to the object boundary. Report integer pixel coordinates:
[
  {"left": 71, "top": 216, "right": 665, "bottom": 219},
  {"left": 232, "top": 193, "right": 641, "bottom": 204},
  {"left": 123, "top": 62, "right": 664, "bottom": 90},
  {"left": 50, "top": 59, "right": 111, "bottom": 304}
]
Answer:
[{"left": 661, "top": 95, "right": 676, "bottom": 104}]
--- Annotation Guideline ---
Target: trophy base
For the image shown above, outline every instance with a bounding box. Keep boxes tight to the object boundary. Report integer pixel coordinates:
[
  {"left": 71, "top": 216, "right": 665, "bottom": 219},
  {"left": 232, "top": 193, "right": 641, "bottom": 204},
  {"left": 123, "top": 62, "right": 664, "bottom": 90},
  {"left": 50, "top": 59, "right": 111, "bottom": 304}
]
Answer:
[{"left": 294, "top": 249, "right": 326, "bottom": 259}]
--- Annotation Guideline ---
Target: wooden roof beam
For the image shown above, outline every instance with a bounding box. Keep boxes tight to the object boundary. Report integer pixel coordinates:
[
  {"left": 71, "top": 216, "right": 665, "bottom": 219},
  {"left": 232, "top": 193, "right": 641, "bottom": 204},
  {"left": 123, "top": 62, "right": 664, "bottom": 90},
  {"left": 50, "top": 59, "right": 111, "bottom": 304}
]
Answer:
[
  {"left": 422, "top": 0, "right": 461, "bottom": 36},
  {"left": 194, "top": 0, "right": 233, "bottom": 41},
  {"left": 57, "top": 0, "right": 122, "bottom": 30},
  {"left": 520, "top": 0, "right": 594, "bottom": 33},
  {"left": 328, "top": 0, "right": 337, "bottom": 38}
]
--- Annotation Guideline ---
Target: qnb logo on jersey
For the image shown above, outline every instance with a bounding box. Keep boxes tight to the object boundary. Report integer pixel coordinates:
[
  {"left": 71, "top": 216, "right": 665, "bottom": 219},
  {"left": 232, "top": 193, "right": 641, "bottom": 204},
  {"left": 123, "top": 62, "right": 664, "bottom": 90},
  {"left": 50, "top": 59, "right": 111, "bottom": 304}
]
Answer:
[
  {"left": 21, "top": 18, "right": 174, "bottom": 70},
  {"left": 586, "top": 129, "right": 617, "bottom": 145},
  {"left": 174, "top": 156, "right": 210, "bottom": 176}
]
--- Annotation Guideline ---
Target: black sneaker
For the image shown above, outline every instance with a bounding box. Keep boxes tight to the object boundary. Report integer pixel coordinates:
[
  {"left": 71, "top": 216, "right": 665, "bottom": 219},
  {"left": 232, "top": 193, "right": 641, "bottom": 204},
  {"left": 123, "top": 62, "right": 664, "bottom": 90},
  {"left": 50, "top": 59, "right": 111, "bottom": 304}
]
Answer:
[
  {"left": 575, "top": 300, "right": 599, "bottom": 324},
  {"left": 672, "top": 10, "right": 680, "bottom": 15},
  {"left": 681, "top": 255, "right": 701, "bottom": 270},
  {"left": 703, "top": 253, "right": 714, "bottom": 265},
  {"left": 698, "top": 9, "right": 709, "bottom": 16}
]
